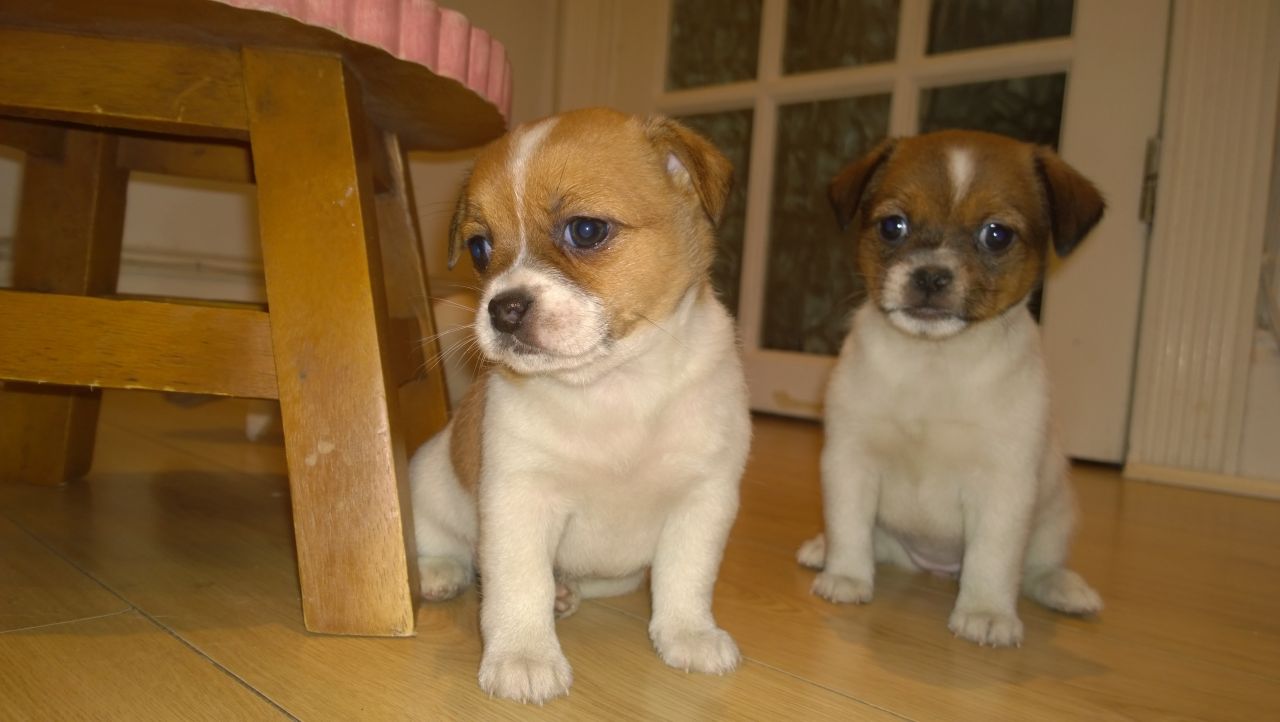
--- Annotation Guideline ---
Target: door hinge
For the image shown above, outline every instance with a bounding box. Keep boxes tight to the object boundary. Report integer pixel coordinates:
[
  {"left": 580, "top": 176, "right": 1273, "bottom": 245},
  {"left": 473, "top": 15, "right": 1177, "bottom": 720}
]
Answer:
[{"left": 1139, "top": 136, "right": 1161, "bottom": 228}]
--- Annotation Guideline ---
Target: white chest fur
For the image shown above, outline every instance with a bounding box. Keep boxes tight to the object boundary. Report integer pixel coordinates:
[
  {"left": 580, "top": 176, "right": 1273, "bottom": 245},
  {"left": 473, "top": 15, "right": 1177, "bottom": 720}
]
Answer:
[
  {"left": 825, "top": 303, "right": 1052, "bottom": 548},
  {"left": 480, "top": 292, "right": 749, "bottom": 577}
]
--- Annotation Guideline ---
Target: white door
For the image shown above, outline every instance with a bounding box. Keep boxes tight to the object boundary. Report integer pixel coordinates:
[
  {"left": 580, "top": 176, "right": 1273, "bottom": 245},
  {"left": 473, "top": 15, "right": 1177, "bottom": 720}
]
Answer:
[{"left": 559, "top": 0, "right": 1168, "bottom": 462}]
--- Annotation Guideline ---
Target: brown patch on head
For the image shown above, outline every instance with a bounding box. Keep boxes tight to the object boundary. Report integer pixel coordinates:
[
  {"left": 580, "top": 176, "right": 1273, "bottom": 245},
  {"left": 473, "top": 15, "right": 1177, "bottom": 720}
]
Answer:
[
  {"left": 448, "top": 107, "right": 732, "bottom": 341},
  {"left": 829, "top": 129, "right": 1105, "bottom": 323}
]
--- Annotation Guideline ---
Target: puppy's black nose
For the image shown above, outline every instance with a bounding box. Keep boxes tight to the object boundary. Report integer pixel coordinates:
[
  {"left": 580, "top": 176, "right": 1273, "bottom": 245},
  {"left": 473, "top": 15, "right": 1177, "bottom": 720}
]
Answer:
[
  {"left": 911, "top": 266, "right": 953, "bottom": 296},
  {"left": 488, "top": 290, "right": 533, "bottom": 334}
]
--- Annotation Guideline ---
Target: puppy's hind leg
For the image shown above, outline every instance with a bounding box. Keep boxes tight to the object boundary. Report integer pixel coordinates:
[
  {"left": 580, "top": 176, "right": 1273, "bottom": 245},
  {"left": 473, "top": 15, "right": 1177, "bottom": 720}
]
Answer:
[
  {"left": 554, "top": 572, "right": 645, "bottom": 620},
  {"left": 409, "top": 428, "right": 477, "bottom": 602},
  {"left": 579, "top": 572, "right": 646, "bottom": 599},
  {"left": 1021, "top": 494, "right": 1102, "bottom": 616},
  {"left": 1018, "top": 454, "right": 1102, "bottom": 616},
  {"left": 796, "top": 534, "right": 826, "bottom": 569},
  {"left": 798, "top": 530, "right": 916, "bottom": 572},
  {"left": 419, "top": 545, "right": 474, "bottom": 602}
]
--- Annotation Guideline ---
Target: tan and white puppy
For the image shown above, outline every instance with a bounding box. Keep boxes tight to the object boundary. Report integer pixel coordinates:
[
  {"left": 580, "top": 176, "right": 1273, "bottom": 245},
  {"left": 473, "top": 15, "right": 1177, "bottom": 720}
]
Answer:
[
  {"left": 797, "top": 130, "right": 1104, "bottom": 647},
  {"left": 409, "top": 108, "right": 750, "bottom": 703}
]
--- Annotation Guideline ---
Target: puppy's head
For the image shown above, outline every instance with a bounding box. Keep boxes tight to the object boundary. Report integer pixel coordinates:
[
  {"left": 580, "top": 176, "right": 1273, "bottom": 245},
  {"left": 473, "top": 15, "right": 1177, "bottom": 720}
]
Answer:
[
  {"left": 829, "top": 130, "right": 1104, "bottom": 339},
  {"left": 449, "top": 108, "right": 732, "bottom": 376}
]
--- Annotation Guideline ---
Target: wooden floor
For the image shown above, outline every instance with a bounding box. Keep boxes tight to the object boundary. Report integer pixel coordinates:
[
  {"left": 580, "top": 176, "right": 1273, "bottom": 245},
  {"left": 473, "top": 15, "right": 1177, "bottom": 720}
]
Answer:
[{"left": 1, "top": 391, "right": 1278, "bottom": 720}]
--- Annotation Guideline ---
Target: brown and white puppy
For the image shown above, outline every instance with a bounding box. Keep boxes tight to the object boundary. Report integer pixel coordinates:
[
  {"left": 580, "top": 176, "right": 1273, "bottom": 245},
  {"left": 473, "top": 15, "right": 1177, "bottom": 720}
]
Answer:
[
  {"left": 409, "top": 108, "right": 750, "bottom": 703},
  {"left": 797, "top": 130, "right": 1104, "bottom": 647}
]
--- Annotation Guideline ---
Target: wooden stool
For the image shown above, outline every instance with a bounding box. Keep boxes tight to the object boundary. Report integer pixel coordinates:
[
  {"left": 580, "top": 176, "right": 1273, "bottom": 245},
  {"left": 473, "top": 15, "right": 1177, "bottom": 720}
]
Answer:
[{"left": 0, "top": 0, "right": 510, "bottom": 636}]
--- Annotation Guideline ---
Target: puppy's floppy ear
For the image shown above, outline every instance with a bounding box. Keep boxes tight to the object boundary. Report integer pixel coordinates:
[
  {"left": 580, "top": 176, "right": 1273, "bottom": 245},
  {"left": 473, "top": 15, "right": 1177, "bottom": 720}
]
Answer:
[
  {"left": 643, "top": 115, "right": 734, "bottom": 226},
  {"left": 1034, "top": 148, "right": 1106, "bottom": 257},
  {"left": 446, "top": 182, "right": 468, "bottom": 270},
  {"left": 830, "top": 138, "right": 895, "bottom": 231}
]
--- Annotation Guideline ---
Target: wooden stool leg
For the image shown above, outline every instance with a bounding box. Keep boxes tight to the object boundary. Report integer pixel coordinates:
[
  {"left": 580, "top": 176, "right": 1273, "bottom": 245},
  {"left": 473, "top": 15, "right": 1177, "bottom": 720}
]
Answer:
[
  {"left": 242, "top": 47, "right": 417, "bottom": 636},
  {"left": 0, "top": 130, "right": 126, "bottom": 486},
  {"left": 373, "top": 132, "right": 451, "bottom": 454}
]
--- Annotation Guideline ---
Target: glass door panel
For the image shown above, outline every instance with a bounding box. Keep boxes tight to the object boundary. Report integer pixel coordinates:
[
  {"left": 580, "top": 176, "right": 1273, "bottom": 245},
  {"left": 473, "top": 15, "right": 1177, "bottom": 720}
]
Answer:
[
  {"left": 928, "top": 0, "right": 1074, "bottom": 54},
  {"left": 783, "top": 0, "right": 901, "bottom": 74},
  {"left": 919, "top": 74, "right": 1067, "bottom": 146},
  {"left": 762, "top": 94, "right": 890, "bottom": 354},
  {"left": 665, "top": 0, "right": 763, "bottom": 90}
]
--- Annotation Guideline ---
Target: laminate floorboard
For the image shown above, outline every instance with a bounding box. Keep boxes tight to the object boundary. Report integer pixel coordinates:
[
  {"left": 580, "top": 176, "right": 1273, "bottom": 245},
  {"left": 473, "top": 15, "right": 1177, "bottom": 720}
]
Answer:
[{"left": 0, "top": 391, "right": 1276, "bottom": 720}]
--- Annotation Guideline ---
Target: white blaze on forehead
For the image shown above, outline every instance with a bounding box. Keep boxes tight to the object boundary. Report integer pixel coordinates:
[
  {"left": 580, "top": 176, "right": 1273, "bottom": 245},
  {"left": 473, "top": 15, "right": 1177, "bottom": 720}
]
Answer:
[
  {"left": 508, "top": 117, "right": 559, "bottom": 251},
  {"left": 947, "top": 146, "right": 974, "bottom": 206}
]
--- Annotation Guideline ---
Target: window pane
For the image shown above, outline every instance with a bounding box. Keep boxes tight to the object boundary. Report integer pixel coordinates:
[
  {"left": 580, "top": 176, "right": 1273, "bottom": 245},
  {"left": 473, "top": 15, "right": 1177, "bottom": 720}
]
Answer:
[
  {"left": 919, "top": 73, "right": 1067, "bottom": 148},
  {"left": 783, "top": 0, "right": 900, "bottom": 74},
  {"left": 675, "top": 109, "right": 754, "bottom": 316},
  {"left": 666, "top": 0, "right": 763, "bottom": 90},
  {"left": 763, "top": 94, "right": 891, "bottom": 355},
  {"left": 928, "top": 0, "right": 1073, "bottom": 55}
]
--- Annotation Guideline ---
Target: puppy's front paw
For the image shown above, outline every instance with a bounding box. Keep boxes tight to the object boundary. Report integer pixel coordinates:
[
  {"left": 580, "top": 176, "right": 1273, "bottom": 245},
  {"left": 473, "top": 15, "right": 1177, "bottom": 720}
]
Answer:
[
  {"left": 1026, "top": 569, "right": 1103, "bottom": 616},
  {"left": 811, "top": 572, "right": 873, "bottom": 604},
  {"left": 478, "top": 648, "right": 573, "bottom": 704},
  {"left": 651, "top": 626, "right": 740, "bottom": 674},
  {"left": 948, "top": 607, "right": 1024, "bottom": 647},
  {"left": 796, "top": 534, "right": 826, "bottom": 569},
  {"left": 418, "top": 556, "right": 471, "bottom": 601}
]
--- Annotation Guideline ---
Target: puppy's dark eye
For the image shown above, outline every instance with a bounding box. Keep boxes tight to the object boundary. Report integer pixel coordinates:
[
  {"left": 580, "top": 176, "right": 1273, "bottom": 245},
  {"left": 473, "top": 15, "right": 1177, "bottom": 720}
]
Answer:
[
  {"left": 878, "top": 215, "right": 909, "bottom": 245},
  {"left": 977, "top": 223, "right": 1015, "bottom": 253},
  {"left": 563, "top": 217, "right": 610, "bottom": 250},
  {"left": 467, "top": 235, "right": 492, "bottom": 271}
]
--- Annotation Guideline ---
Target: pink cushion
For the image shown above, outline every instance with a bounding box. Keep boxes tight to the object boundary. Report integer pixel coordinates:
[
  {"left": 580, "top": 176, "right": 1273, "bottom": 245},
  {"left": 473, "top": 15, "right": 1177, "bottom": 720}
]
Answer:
[{"left": 218, "top": 0, "right": 510, "bottom": 119}]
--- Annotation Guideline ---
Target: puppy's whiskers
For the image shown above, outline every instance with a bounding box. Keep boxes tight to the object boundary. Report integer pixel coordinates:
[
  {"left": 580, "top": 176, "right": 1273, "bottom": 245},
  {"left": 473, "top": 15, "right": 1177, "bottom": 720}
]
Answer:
[
  {"left": 840, "top": 289, "right": 868, "bottom": 309},
  {"left": 638, "top": 313, "right": 686, "bottom": 350},
  {"left": 428, "top": 295, "right": 480, "bottom": 314},
  {"left": 416, "top": 331, "right": 481, "bottom": 377},
  {"left": 416, "top": 324, "right": 472, "bottom": 348}
]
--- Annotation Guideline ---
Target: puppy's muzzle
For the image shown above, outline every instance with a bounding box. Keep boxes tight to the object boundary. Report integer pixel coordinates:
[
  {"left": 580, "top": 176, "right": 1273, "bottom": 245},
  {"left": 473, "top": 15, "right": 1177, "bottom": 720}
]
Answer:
[
  {"left": 489, "top": 289, "right": 533, "bottom": 334},
  {"left": 904, "top": 264, "right": 958, "bottom": 316},
  {"left": 911, "top": 266, "right": 953, "bottom": 299}
]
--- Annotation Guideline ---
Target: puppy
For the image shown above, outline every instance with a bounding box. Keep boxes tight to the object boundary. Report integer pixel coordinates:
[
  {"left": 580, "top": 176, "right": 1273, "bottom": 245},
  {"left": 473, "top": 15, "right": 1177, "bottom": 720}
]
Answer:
[
  {"left": 409, "top": 108, "right": 750, "bottom": 703},
  {"left": 797, "top": 130, "right": 1104, "bottom": 647}
]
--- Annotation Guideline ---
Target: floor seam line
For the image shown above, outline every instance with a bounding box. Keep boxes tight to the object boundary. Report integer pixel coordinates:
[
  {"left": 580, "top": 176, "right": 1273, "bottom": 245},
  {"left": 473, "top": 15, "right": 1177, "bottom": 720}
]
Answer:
[
  {"left": 130, "top": 605, "right": 301, "bottom": 721},
  {"left": 0, "top": 608, "right": 133, "bottom": 636},
  {"left": 2, "top": 511, "right": 297, "bottom": 720}
]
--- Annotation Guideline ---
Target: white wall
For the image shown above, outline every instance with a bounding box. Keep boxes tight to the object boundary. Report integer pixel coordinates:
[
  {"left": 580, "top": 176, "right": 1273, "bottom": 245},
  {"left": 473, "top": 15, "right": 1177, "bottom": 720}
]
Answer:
[
  {"left": 0, "top": 149, "right": 264, "bottom": 300},
  {"left": 0, "top": 0, "right": 561, "bottom": 301}
]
